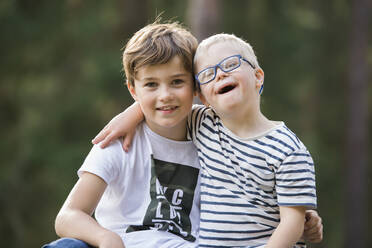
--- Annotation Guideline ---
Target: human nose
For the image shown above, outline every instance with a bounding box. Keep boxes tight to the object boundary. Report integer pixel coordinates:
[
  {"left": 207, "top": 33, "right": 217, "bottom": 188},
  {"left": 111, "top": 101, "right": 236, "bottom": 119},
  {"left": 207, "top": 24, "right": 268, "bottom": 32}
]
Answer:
[
  {"left": 158, "top": 85, "right": 174, "bottom": 102},
  {"left": 215, "top": 66, "right": 229, "bottom": 81}
]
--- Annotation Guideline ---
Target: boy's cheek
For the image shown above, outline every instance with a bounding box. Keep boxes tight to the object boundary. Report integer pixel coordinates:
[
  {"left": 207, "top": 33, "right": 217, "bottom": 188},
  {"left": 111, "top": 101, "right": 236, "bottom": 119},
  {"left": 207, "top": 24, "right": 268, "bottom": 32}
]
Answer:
[{"left": 197, "top": 90, "right": 210, "bottom": 106}]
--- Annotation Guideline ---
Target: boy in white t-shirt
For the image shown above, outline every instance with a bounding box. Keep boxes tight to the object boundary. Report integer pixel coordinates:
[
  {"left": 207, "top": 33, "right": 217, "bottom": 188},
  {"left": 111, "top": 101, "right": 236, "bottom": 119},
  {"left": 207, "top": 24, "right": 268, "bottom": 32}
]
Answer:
[
  {"left": 42, "top": 21, "right": 201, "bottom": 248},
  {"left": 93, "top": 34, "right": 323, "bottom": 247}
]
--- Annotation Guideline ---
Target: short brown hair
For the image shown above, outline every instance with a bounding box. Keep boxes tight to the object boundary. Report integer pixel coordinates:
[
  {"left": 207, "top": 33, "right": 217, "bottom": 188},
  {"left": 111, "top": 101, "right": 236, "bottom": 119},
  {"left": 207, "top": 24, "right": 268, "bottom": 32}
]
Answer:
[{"left": 123, "top": 21, "right": 198, "bottom": 86}]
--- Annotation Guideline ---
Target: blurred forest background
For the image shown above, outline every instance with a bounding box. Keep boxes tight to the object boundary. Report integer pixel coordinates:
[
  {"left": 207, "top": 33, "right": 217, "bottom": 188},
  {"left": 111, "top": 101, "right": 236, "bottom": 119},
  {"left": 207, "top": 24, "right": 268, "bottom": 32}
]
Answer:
[{"left": 1, "top": 0, "right": 371, "bottom": 247}]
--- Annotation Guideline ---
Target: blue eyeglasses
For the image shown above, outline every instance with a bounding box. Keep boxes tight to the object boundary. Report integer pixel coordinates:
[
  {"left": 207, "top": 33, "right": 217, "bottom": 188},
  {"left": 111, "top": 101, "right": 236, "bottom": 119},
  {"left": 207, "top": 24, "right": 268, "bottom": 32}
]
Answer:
[{"left": 195, "top": 54, "right": 256, "bottom": 85}]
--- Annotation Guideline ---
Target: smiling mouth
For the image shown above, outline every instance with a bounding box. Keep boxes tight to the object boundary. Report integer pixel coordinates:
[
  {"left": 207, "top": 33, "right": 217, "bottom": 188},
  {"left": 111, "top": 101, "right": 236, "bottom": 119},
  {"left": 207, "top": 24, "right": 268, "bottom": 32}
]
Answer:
[
  {"left": 218, "top": 84, "right": 236, "bottom": 94},
  {"left": 157, "top": 106, "right": 178, "bottom": 111}
]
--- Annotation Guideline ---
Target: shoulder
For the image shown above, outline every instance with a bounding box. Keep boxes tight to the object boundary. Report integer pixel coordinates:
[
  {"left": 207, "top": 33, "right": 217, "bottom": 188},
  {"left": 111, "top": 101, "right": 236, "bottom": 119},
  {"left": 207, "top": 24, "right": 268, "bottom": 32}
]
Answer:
[
  {"left": 83, "top": 139, "right": 129, "bottom": 172},
  {"left": 79, "top": 139, "right": 128, "bottom": 184},
  {"left": 188, "top": 104, "right": 220, "bottom": 139},
  {"left": 190, "top": 104, "right": 221, "bottom": 126},
  {"left": 270, "top": 123, "right": 308, "bottom": 152},
  {"left": 91, "top": 139, "right": 126, "bottom": 157},
  {"left": 191, "top": 104, "right": 207, "bottom": 117},
  {"left": 256, "top": 123, "right": 313, "bottom": 166},
  {"left": 268, "top": 125, "right": 314, "bottom": 167}
]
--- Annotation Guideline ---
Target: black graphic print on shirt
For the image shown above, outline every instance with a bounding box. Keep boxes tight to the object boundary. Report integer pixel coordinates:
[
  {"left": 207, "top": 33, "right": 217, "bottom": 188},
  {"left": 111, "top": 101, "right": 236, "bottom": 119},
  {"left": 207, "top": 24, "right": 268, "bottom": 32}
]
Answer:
[{"left": 126, "top": 155, "right": 199, "bottom": 241}]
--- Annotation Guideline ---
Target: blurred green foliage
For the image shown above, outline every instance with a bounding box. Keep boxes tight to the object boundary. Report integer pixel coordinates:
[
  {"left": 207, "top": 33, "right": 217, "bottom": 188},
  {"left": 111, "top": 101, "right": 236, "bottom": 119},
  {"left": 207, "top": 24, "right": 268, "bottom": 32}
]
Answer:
[{"left": 0, "top": 0, "right": 370, "bottom": 247}]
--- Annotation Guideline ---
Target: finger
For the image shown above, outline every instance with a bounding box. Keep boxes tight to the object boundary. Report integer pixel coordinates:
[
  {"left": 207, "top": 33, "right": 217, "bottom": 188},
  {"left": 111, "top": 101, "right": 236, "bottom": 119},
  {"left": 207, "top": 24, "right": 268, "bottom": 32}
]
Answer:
[
  {"left": 122, "top": 142, "right": 128, "bottom": 152},
  {"left": 92, "top": 128, "right": 109, "bottom": 144},
  {"left": 305, "top": 225, "right": 320, "bottom": 235},
  {"left": 304, "top": 211, "right": 321, "bottom": 230},
  {"left": 305, "top": 220, "right": 322, "bottom": 235},
  {"left": 317, "top": 225, "right": 323, "bottom": 242},
  {"left": 304, "top": 223, "right": 323, "bottom": 243},
  {"left": 304, "top": 234, "right": 322, "bottom": 243},
  {"left": 122, "top": 132, "right": 134, "bottom": 152},
  {"left": 306, "top": 229, "right": 323, "bottom": 243},
  {"left": 99, "top": 132, "right": 116, "bottom": 148},
  {"left": 304, "top": 219, "right": 316, "bottom": 230},
  {"left": 305, "top": 210, "right": 317, "bottom": 221},
  {"left": 121, "top": 137, "right": 128, "bottom": 152}
]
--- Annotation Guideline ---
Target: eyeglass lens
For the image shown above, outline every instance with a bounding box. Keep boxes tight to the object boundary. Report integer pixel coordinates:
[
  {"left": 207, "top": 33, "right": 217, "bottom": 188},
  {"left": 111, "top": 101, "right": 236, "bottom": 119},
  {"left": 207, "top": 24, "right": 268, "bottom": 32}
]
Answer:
[{"left": 198, "top": 56, "right": 241, "bottom": 84}]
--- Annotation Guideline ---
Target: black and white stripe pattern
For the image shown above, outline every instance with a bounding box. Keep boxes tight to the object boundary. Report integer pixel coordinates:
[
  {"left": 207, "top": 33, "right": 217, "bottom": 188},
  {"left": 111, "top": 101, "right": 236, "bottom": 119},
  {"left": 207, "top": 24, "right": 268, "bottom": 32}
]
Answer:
[{"left": 188, "top": 105, "right": 316, "bottom": 248}]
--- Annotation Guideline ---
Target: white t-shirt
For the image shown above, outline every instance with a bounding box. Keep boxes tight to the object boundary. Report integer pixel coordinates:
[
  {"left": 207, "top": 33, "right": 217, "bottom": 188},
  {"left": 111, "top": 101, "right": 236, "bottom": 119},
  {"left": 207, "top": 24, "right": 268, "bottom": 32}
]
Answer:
[{"left": 78, "top": 122, "right": 201, "bottom": 248}]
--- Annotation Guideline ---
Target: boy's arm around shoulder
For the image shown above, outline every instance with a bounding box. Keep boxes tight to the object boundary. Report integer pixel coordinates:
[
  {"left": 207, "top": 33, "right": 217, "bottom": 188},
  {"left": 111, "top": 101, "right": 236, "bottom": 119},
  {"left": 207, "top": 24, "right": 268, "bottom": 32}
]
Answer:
[
  {"left": 187, "top": 104, "right": 210, "bottom": 140},
  {"left": 92, "top": 102, "right": 208, "bottom": 151},
  {"left": 55, "top": 172, "right": 125, "bottom": 248},
  {"left": 265, "top": 206, "right": 306, "bottom": 248},
  {"left": 92, "top": 102, "right": 144, "bottom": 151}
]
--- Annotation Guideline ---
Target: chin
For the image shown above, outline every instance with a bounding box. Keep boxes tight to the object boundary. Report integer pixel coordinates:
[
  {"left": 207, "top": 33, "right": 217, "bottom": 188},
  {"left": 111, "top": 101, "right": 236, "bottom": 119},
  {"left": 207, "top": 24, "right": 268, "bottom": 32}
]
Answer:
[
  {"left": 159, "top": 119, "right": 182, "bottom": 128},
  {"left": 215, "top": 100, "right": 241, "bottom": 113}
]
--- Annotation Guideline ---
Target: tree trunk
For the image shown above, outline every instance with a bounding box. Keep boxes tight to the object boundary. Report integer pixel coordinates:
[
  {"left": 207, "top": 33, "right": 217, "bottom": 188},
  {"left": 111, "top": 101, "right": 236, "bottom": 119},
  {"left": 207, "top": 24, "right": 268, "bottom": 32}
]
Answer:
[
  {"left": 118, "top": 0, "right": 149, "bottom": 37},
  {"left": 186, "top": 0, "right": 221, "bottom": 41},
  {"left": 186, "top": 0, "right": 221, "bottom": 104},
  {"left": 345, "top": 0, "right": 370, "bottom": 247}
]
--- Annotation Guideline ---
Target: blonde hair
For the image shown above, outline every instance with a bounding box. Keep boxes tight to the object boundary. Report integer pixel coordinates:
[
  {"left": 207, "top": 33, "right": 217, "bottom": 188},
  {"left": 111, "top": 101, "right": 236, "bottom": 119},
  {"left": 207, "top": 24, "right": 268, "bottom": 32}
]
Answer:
[
  {"left": 194, "top": 33, "right": 260, "bottom": 69},
  {"left": 123, "top": 21, "right": 198, "bottom": 86}
]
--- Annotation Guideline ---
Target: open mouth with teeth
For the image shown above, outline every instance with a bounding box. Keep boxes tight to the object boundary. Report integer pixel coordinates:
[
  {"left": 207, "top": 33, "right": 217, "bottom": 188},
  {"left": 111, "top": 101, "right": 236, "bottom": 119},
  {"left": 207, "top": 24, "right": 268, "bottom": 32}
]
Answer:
[
  {"left": 218, "top": 84, "right": 237, "bottom": 94},
  {"left": 157, "top": 106, "right": 178, "bottom": 111}
]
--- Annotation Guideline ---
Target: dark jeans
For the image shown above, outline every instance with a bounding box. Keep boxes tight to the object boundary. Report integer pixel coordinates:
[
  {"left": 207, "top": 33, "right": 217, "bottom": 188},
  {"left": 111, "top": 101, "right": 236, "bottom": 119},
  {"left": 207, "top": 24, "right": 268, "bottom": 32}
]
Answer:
[{"left": 42, "top": 238, "right": 94, "bottom": 248}]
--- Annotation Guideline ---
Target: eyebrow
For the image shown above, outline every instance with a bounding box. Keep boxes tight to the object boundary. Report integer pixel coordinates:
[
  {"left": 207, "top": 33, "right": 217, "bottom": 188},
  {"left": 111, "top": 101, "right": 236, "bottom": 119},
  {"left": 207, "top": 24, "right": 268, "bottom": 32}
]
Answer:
[
  {"left": 140, "top": 76, "right": 158, "bottom": 81},
  {"left": 170, "top": 73, "right": 189, "bottom": 78},
  {"left": 141, "top": 73, "right": 189, "bottom": 81}
]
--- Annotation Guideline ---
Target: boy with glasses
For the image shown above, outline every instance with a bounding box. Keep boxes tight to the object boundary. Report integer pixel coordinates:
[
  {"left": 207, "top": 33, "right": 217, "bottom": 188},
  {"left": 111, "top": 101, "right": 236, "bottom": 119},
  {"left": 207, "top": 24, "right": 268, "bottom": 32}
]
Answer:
[{"left": 94, "top": 33, "right": 321, "bottom": 247}]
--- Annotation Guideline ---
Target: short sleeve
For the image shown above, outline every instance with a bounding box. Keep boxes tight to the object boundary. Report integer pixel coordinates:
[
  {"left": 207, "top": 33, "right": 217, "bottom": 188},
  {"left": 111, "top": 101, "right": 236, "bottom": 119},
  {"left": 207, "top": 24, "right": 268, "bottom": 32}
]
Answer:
[
  {"left": 78, "top": 140, "right": 126, "bottom": 185},
  {"left": 275, "top": 149, "right": 317, "bottom": 209},
  {"left": 187, "top": 104, "right": 208, "bottom": 142}
]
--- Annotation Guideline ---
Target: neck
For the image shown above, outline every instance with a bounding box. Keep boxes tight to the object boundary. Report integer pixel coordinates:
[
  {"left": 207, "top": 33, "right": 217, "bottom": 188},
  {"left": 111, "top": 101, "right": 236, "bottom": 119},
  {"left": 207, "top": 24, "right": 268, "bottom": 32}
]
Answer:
[
  {"left": 218, "top": 108, "right": 275, "bottom": 138},
  {"left": 145, "top": 119, "right": 188, "bottom": 141}
]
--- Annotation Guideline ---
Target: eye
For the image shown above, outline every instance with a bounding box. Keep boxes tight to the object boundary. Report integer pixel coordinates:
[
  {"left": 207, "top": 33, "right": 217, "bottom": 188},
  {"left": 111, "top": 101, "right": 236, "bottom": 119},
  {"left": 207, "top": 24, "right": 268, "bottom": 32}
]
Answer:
[
  {"left": 171, "top": 79, "right": 185, "bottom": 86},
  {"left": 144, "top": 82, "right": 157, "bottom": 88},
  {"left": 199, "top": 69, "right": 214, "bottom": 80},
  {"left": 222, "top": 58, "right": 239, "bottom": 70}
]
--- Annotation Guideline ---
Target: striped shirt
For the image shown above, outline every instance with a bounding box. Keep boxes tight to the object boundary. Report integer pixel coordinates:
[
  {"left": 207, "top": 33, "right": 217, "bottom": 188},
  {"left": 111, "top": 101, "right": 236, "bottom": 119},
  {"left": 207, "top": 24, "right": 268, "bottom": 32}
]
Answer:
[{"left": 188, "top": 105, "right": 317, "bottom": 248}]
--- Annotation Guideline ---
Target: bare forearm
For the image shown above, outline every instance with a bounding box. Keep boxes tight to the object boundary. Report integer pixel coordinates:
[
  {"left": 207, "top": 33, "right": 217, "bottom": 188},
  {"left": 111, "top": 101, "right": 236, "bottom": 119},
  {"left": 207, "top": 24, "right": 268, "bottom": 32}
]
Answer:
[
  {"left": 55, "top": 208, "right": 111, "bottom": 246},
  {"left": 55, "top": 173, "right": 125, "bottom": 248},
  {"left": 92, "top": 102, "right": 144, "bottom": 149},
  {"left": 266, "top": 219, "right": 304, "bottom": 248},
  {"left": 266, "top": 206, "right": 305, "bottom": 248},
  {"left": 121, "top": 102, "right": 144, "bottom": 126}
]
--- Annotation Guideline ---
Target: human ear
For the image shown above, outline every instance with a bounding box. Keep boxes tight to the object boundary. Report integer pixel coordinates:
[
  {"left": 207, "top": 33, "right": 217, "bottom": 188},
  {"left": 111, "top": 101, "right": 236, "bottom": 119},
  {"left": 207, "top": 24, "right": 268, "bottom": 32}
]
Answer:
[
  {"left": 127, "top": 80, "right": 138, "bottom": 101},
  {"left": 255, "top": 68, "right": 264, "bottom": 82},
  {"left": 254, "top": 68, "right": 264, "bottom": 92}
]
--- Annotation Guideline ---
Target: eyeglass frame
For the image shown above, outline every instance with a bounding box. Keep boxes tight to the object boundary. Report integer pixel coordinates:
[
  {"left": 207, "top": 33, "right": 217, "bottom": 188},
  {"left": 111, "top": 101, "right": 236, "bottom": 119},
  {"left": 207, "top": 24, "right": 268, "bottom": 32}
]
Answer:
[{"left": 195, "top": 54, "right": 256, "bottom": 85}]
